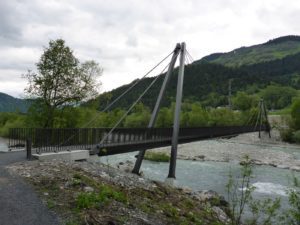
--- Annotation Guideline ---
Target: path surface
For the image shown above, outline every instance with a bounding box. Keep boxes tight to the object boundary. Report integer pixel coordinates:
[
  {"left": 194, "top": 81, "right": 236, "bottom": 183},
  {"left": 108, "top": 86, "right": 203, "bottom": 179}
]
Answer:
[{"left": 0, "top": 151, "right": 60, "bottom": 225}]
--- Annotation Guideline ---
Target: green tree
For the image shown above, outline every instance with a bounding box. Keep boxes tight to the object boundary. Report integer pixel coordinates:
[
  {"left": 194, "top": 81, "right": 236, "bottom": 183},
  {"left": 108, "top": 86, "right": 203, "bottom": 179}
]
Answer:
[
  {"left": 156, "top": 107, "right": 173, "bottom": 127},
  {"left": 232, "top": 92, "right": 259, "bottom": 111},
  {"left": 124, "top": 103, "right": 151, "bottom": 127},
  {"left": 291, "top": 98, "right": 300, "bottom": 129},
  {"left": 24, "top": 39, "right": 102, "bottom": 127},
  {"left": 260, "top": 85, "right": 297, "bottom": 109}
]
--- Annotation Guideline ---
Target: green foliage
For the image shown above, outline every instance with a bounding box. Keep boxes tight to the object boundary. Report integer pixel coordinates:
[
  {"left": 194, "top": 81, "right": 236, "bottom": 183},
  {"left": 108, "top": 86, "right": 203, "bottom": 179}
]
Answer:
[
  {"left": 280, "top": 177, "right": 300, "bottom": 224},
  {"left": 226, "top": 155, "right": 281, "bottom": 225},
  {"left": 279, "top": 98, "right": 300, "bottom": 143},
  {"left": 124, "top": 103, "right": 151, "bottom": 127},
  {"left": 232, "top": 92, "right": 259, "bottom": 111},
  {"left": 12, "top": 100, "right": 251, "bottom": 131},
  {"left": 207, "top": 108, "right": 245, "bottom": 126},
  {"left": 24, "top": 39, "right": 102, "bottom": 127},
  {"left": 259, "top": 85, "right": 297, "bottom": 110},
  {"left": 76, "top": 192, "right": 98, "bottom": 209},
  {"left": 279, "top": 128, "right": 295, "bottom": 142},
  {"left": 247, "top": 198, "right": 281, "bottom": 225},
  {"left": 201, "top": 92, "right": 227, "bottom": 108},
  {"left": 144, "top": 152, "right": 170, "bottom": 162},
  {"left": 292, "top": 130, "right": 300, "bottom": 143},
  {"left": 202, "top": 35, "right": 300, "bottom": 67},
  {"left": 227, "top": 155, "right": 256, "bottom": 225},
  {"left": 0, "top": 112, "right": 26, "bottom": 137},
  {"left": 291, "top": 98, "right": 300, "bottom": 129},
  {"left": 156, "top": 107, "right": 173, "bottom": 127},
  {"left": 180, "top": 102, "right": 209, "bottom": 127},
  {"left": 76, "top": 185, "right": 127, "bottom": 209}
]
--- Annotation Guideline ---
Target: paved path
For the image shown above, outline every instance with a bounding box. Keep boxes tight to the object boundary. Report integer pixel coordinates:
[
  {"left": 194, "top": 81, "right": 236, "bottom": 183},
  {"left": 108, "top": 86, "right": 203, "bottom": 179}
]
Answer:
[{"left": 0, "top": 151, "right": 60, "bottom": 225}]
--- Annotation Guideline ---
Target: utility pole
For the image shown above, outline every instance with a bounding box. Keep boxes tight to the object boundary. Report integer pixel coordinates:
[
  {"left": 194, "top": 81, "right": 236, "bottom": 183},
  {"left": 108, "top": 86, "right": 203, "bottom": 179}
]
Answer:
[
  {"left": 228, "top": 79, "right": 233, "bottom": 109},
  {"left": 258, "top": 99, "right": 263, "bottom": 138}
]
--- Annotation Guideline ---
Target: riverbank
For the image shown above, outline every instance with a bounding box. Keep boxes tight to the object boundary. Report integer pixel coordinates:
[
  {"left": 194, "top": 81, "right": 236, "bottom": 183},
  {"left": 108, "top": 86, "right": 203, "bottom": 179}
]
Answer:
[
  {"left": 6, "top": 160, "right": 229, "bottom": 225},
  {"left": 147, "top": 130, "right": 300, "bottom": 171},
  {"left": 0, "top": 137, "right": 9, "bottom": 152}
]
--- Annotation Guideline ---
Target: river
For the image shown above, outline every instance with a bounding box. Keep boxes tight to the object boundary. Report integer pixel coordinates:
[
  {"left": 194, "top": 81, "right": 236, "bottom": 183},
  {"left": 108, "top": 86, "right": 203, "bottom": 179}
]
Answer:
[{"left": 90, "top": 137, "right": 300, "bottom": 221}]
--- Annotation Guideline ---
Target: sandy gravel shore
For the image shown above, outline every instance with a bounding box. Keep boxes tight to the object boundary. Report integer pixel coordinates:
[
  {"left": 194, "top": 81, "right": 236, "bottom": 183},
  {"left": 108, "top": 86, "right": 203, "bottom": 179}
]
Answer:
[{"left": 149, "top": 130, "right": 300, "bottom": 171}]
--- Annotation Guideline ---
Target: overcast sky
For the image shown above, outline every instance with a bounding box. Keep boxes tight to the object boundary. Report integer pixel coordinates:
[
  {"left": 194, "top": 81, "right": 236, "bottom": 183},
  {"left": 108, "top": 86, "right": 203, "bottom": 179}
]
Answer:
[{"left": 1, "top": 0, "right": 300, "bottom": 98}]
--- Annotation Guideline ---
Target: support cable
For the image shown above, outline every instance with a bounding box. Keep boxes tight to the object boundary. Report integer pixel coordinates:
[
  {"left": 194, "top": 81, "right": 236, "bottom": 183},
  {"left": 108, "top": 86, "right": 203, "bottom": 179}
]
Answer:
[
  {"left": 245, "top": 109, "right": 257, "bottom": 126},
  {"left": 254, "top": 101, "right": 261, "bottom": 131},
  {"left": 100, "top": 51, "right": 174, "bottom": 113},
  {"left": 186, "top": 49, "right": 194, "bottom": 63},
  {"left": 83, "top": 50, "right": 174, "bottom": 127},
  {"left": 97, "top": 62, "right": 170, "bottom": 146},
  {"left": 185, "top": 53, "right": 192, "bottom": 65},
  {"left": 57, "top": 51, "right": 173, "bottom": 148}
]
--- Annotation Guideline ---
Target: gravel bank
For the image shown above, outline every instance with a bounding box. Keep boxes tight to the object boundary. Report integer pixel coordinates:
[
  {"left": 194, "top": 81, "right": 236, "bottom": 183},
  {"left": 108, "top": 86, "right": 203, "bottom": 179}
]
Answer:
[{"left": 148, "top": 131, "right": 300, "bottom": 171}]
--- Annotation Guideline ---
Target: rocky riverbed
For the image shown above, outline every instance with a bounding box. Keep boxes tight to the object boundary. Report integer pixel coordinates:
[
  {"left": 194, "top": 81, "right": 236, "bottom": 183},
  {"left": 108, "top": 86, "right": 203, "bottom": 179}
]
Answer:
[{"left": 147, "top": 130, "right": 300, "bottom": 171}]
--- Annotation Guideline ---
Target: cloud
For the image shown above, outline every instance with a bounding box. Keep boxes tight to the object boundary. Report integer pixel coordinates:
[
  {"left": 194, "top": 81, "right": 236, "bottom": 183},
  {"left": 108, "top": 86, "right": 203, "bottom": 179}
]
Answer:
[{"left": 0, "top": 0, "right": 300, "bottom": 97}]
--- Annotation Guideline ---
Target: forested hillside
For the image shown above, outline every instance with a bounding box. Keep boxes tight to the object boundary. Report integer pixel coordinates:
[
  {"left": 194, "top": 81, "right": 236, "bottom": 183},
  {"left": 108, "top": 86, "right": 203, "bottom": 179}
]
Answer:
[
  {"left": 0, "top": 92, "right": 30, "bottom": 113},
  {"left": 87, "top": 42, "right": 300, "bottom": 111},
  {"left": 199, "top": 35, "right": 300, "bottom": 67}
]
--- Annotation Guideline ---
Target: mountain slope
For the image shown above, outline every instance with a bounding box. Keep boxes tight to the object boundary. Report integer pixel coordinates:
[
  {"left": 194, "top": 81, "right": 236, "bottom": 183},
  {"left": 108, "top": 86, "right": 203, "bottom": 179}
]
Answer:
[
  {"left": 199, "top": 35, "right": 300, "bottom": 67},
  {"left": 86, "top": 35, "right": 300, "bottom": 110},
  {"left": 0, "top": 93, "right": 30, "bottom": 113}
]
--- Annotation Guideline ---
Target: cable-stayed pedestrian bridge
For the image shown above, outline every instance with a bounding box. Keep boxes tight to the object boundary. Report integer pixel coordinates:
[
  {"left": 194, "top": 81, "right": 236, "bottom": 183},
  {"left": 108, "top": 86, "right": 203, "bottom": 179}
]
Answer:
[{"left": 8, "top": 42, "right": 270, "bottom": 178}]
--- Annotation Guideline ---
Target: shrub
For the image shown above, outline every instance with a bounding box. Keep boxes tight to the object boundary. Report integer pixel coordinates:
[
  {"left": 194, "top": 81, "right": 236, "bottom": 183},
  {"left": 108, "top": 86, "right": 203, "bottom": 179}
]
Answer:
[
  {"left": 292, "top": 130, "right": 300, "bottom": 143},
  {"left": 76, "top": 192, "right": 98, "bottom": 209},
  {"left": 280, "top": 177, "right": 300, "bottom": 224},
  {"left": 279, "top": 128, "right": 294, "bottom": 142},
  {"left": 227, "top": 155, "right": 281, "bottom": 225},
  {"left": 291, "top": 98, "right": 300, "bottom": 129},
  {"left": 144, "top": 152, "right": 170, "bottom": 162}
]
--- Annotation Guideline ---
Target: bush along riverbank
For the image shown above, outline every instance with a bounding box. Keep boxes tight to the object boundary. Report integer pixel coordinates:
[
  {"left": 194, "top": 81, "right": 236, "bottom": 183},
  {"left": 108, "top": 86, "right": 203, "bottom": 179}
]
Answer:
[{"left": 7, "top": 160, "right": 230, "bottom": 225}]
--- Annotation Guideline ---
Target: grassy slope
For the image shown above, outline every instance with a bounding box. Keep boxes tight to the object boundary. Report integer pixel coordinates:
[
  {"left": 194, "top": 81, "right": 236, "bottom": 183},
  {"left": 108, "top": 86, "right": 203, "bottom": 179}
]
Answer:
[{"left": 201, "top": 36, "right": 300, "bottom": 67}]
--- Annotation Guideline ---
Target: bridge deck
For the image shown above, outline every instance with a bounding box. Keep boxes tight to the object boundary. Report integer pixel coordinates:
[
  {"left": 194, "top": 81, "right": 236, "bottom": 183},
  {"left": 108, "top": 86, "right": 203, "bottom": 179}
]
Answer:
[{"left": 8, "top": 125, "right": 267, "bottom": 155}]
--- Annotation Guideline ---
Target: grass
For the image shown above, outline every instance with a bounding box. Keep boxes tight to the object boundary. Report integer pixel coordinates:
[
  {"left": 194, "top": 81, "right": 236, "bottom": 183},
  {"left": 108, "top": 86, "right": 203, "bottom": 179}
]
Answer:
[
  {"left": 76, "top": 185, "right": 127, "bottom": 209},
  {"left": 144, "top": 151, "right": 170, "bottom": 162},
  {"left": 269, "top": 107, "right": 291, "bottom": 115}
]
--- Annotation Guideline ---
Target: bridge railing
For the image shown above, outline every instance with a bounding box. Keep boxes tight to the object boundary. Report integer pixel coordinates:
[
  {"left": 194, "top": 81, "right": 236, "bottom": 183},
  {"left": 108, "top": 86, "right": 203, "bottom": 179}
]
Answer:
[
  {"left": 8, "top": 127, "right": 172, "bottom": 153},
  {"left": 8, "top": 125, "right": 265, "bottom": 154}
]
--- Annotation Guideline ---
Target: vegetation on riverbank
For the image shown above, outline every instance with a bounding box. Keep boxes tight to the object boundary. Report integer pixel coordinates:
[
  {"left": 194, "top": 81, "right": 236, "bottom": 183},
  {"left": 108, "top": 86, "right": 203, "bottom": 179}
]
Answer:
[
  {"left": 0, "top": 101, "right": 252, "bottom": 137},
  {"left": 144, "top": 152, "right": 170, "bottom": 162},
  {"left": 278, "top": 98, "right": 300, "bottom": 143},
  {"left": 8, "top": 161, "right": 228, "bottom": 225}
]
